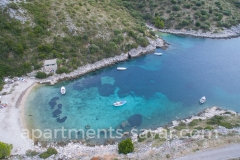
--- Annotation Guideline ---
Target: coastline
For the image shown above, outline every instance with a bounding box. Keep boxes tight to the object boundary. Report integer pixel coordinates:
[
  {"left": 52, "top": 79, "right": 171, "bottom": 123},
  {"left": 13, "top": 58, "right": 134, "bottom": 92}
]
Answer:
[
  {"left": 147, "top": 24, "right": 240, "bottom": 39},
  {"left": 0, "top": 34, "right": 240, "bottom": 158},
  {"left": 0, "top": 37, "right": 166, "bottom": 156},
  {"left": 9, "top": 106, "right": 240, "bottom": 160},
  {"left": 36, "top": 37, "right": 167, "bottom": 85},
  {"left": 20, "top": 82, "right": 39, "bottom": 137},
  {"left": 0, "top": 79, "right": 36, "bottom": 154}
]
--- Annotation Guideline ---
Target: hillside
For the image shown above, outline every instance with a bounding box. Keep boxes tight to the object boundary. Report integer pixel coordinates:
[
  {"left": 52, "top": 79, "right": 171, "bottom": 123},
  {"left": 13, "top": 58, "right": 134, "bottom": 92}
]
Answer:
[
  {"left": 1, "top": 0, "right": 240, "bottom": 90},
  {"left": 0, "top": 0, "right": 155, "bottom": 86},
  {"left": 123, "top": 0, "right": 240, "bottom": 31}
]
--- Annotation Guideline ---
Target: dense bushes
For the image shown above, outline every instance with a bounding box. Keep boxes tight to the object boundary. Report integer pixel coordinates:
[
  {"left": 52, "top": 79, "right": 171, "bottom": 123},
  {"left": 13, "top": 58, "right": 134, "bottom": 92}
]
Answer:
[
  {"left": 56, "top": 67, "right": 69, "bottom": 74},
  {"left": 154, "top": 17, "right": 164, "bottom": 29},
  {"left": 39, "top": 147, "right": 58, "bottom": 159},
  {"left": 35, "top": 71, "right": 47, "bottom": 79},
  {"left": 207, "top": 115, "right": 233, "bottom": 129},
  {"left": 0, "top": 141, "right": 12, "bottom": 159},
  {"left": 123, "top": 0, "right": 240, "bottom": 32},
  {"left": 118, "top": 138, "right": 134, "bottom": 154},
  {"left": 0, "top": 0, "right": 154, "bottom": 80}
]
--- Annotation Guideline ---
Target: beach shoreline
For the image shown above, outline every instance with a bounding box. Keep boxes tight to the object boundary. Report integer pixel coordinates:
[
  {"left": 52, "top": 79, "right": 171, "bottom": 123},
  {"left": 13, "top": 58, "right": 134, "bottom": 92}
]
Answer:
[
  {"left": 0, "top": 37, "right": 166, "bottom": 155},
  {"left": 20, "top": 82, "right": 39, "bottom": 138},
  {"left": 0, "top": 79, "right": 36, "bottom": 154},
  {"left": 0, "top": 34, "right": 240, "bottom": 158}
]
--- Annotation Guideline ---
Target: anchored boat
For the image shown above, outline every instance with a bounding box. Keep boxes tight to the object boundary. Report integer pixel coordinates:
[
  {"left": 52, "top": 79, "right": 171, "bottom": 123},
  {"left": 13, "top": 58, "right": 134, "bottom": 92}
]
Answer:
[
  {"left": 113, "top": 101, "right": 126, "bottom": 106},
  {"left": 199, "top": 96, "right": 206, "bottom": 104},
  {"left": 154, "top": 52, "right": 163, "bottom": 56},
  {"left": 117, "top": 67, "right": 127, "bottom": 70},
  {"left": 61, "top": 86, "right": 66, "bottom": 95}
]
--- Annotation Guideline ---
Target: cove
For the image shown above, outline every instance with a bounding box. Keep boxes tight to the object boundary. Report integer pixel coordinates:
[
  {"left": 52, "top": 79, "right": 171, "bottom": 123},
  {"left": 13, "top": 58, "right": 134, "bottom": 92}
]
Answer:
[{"left": 25, "top": 33, "right": 240, "bottom": 143}]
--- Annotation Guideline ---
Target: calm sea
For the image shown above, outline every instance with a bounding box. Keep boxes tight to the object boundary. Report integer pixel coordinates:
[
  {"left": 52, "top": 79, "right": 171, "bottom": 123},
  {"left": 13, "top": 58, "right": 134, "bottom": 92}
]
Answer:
[{"left": 25, "top": 33, "right": 240, "bottom": 143}]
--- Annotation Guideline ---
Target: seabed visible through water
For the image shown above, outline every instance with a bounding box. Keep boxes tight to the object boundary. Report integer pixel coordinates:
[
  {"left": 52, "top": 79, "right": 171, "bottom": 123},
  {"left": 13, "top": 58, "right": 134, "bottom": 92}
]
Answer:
[{"left": 25, "top": 33, "right": 240, "bottom": 144}]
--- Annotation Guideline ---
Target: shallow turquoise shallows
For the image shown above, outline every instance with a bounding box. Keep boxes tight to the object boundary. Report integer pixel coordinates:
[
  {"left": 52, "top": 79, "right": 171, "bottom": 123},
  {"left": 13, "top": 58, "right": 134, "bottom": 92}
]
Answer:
[{"left": 25, "top": 33, "right": 240, "bottom": 143}]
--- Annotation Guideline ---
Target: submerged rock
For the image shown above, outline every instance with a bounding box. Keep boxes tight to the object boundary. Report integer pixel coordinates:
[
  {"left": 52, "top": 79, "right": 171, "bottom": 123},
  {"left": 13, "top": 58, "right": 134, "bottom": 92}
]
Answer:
[
  {"left": 57, "top": 116, "right": 67, "bottom": 123},
  {"left": 48, "top": 101, "right": 57, "bottom": 109},
  {"left": 52, "top": 109, "right": 62, "bottom": 118},
  {"left": 128, "top": 114, "right": 142, "bottom": 126},
  {"left": 58, "top": 104, "right": 62, "bottom": 109},
  {"left": 121, "top": 120, "right": 130, "bottom": 128},
  {"left": 51, "top": 97, "right": 59, "bottom": 102},
  {"left": 98, "top": 84, "right": 115, "bottom": 96}
]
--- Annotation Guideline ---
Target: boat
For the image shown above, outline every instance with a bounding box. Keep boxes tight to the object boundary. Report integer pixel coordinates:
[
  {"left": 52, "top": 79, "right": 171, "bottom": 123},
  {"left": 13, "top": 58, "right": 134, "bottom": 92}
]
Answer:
[
  {"left": 61, "top": 86, "right": 66, "bottom": 95},
  {"left": 154, "top": 52, "right": 163, "bottom": 56},
  {"left": 113, "top": 101, "right": 126, "bottom": 106},
  {"left": 199, "top": 96, "right": 206, "bottom": 104},
  {"left": 117, "top": 67, "right": 127, "bottom": 70}
]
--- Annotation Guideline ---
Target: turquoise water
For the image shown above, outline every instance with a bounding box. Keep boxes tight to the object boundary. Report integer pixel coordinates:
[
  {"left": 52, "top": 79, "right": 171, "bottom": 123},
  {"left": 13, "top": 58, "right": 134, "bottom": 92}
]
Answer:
[{"left": 25, "top": 33, "right": 240, "bottom": 142}]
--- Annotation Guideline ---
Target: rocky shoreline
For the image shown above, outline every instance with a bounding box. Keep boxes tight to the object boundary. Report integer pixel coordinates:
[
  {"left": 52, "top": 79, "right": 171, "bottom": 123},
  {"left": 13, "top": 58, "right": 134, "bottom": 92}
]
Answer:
[
  {"left": 147, "top": 24, "right": 240, "bottom": 39},
  {"left": 36, "top": 37, "right": 167, "bottom": 85},
  {"left": 8, "top": 106, "right": 240, "bottom": 160}
]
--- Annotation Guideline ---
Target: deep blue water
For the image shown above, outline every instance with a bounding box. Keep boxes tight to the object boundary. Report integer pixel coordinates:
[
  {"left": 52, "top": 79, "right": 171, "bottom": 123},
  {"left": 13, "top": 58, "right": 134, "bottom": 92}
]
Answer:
[{"left": 25, "top": 33, "right": 240, "bottom": 142}]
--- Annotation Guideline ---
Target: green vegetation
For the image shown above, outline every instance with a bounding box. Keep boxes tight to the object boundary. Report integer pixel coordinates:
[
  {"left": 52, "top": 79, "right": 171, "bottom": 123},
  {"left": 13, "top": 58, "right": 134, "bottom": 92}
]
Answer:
[
  {"left": 1, "top": 0, "right": 240, "bottom": 88},
  {"left": 0, "top": 141, "right": 12, "bottom": 159},
  {"left": 118, "top": 138, "right": 134, "bottom": 154},
  {"left": 35, "top": 71, "right": 47, "bottom": 79},
  {"left": 0, "top": 0, "right": 154, "bottom": 85},
  {"left": 122, "top": 0, "right": 240, "bottom": 31},
  {"left": 207, "top": 115, "right": 233, "bottom": 129},
  {"left": 25, "top": 150, "right": 39, "bottom": 157},
  {"left": 39, "top": 147, "right": 58, "bottom": 159}
]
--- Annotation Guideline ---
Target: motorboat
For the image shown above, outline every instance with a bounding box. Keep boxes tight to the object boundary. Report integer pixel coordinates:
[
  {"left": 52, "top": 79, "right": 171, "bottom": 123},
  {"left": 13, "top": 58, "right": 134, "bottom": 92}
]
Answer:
[
  {"left": 61, "top": 86, "right": 66, "bottom": 95},
  {"left": 117, "top": 67, "right": 127, "bottom": 70},
  {"left": 199, "top": 96, "right": 206, "bottom": 104},
  {"left": 154, "top": 52, "right": 163, "bottom": 56},
  {"left": 113, "top": 101, "right": 126, "bottom": 106}
]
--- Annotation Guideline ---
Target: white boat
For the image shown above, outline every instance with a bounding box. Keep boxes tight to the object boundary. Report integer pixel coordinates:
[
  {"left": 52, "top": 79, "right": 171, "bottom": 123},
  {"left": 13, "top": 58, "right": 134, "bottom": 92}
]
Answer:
[
  {"left": 154, "top": 53, "right": 163, "bottom": 56},
  {"left": 117, "top": 67, "right": 127, "bottom": 70},
  {"left": 199, "top": 96, "right": 206, "bottom": 104},
  {"left": 61, "top": 86, "right": 66, "bottom": 95},
  {"left": 113, "top": 101, "right": 126, "bottom": 106}
]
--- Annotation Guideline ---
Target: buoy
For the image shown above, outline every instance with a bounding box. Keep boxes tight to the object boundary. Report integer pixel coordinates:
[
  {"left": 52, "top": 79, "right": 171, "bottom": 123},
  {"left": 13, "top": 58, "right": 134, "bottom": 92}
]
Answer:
[{"left": 85, "top": 125, "right": 90, "bottom": 129}]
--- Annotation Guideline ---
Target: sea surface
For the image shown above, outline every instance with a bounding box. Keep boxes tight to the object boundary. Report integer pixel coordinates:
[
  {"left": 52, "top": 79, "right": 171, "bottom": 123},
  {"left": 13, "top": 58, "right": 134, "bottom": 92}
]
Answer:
[{"left": 25, "top": 33, "right": 240, "bottom": 143}]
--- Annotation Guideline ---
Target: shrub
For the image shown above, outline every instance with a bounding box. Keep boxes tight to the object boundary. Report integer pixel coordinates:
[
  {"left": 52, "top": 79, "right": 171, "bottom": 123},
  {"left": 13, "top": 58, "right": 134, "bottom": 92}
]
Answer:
[
  {"left": 0, "top": 141, "right": 12, "bottom": 159},
  {"left": 204, "top": 126, "right": 213, "bottom": 130},
  {"left": 219, "top": 122, "right": 233, "bottom": 129},
  {"left": 39, "top": 152, "right": 50, "bottom": 159},
  {"left": 154, "top": 17, "right": 164, "bottom": 29},
  {"left": 36, "top": 71, "right": 47, "bottom": 79},
  {"left": 25, "top": 150, "right": 39, "bottom": 157},
  {"left": 172, "top": 5, "right": 180, "bottom": 11},
  {"left": 183, "top": 3, "right": 191, "bottom": 9},
  {"left": 39, "top": 147, "right": 58, "bottom": 159},
  {"left": 207, "top": 115, "right": 223, "bottom": 125},
  {"left": 189, "top": 119, "right": 198, "bottom": 126},
  {"left": 47, "top": 147, "right": 58, "bottom": 155},
  {"left": 33, "top": 64, "right": 42, "bottom": 70},
  {"left": 195, "top": 22, "right": 201, "bottom": 27},
  {"left": 56, "top": 67, "right": 69, "bottom": 74},
  {"left": 118, "top": 138, "right": 134, "bottom": 154},
  {"left": 171, "top": 0, "right": 177, "bottom": 4}
]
